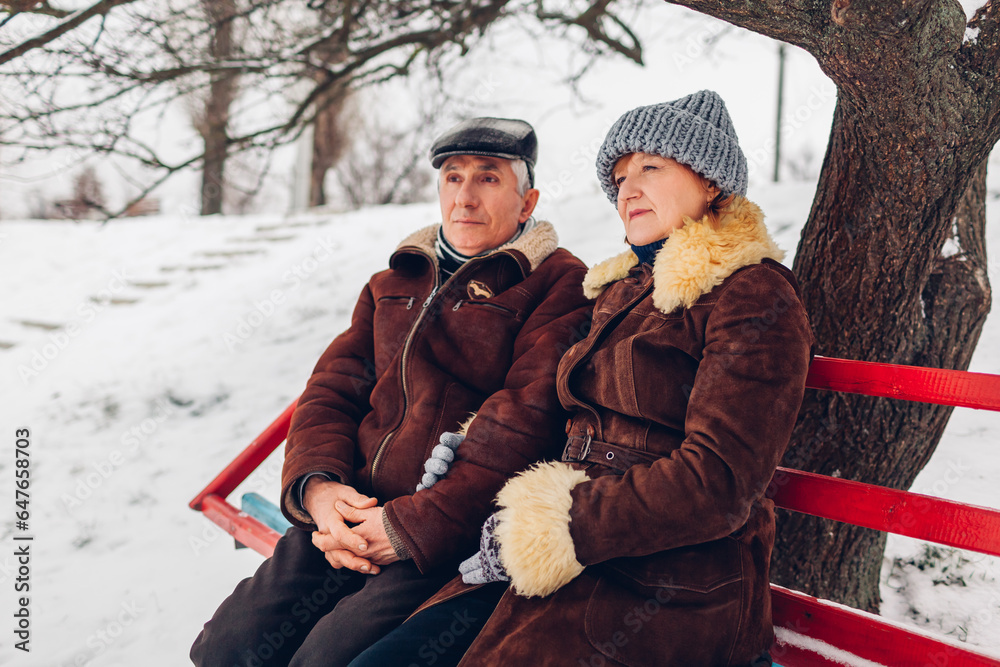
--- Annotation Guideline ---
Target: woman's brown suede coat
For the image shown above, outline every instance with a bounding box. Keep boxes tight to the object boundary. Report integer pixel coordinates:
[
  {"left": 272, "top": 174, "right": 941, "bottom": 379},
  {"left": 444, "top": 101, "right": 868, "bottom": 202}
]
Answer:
[
  {"left": 279, "top": 221, "right": 592, "bottom": 574},
  {"left": 421, "top": 198, "right": 814, "bottom": 666}
]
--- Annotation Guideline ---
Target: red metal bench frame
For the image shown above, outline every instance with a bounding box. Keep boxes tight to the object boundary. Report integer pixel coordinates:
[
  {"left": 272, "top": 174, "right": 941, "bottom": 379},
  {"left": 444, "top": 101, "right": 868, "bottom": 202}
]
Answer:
[{"left": 189, "top": 356, "right": 1000, "bottom": 666}]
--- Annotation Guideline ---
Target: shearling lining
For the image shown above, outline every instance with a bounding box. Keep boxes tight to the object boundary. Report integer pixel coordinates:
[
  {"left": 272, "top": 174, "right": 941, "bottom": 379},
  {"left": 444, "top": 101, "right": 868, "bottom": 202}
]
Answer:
[
  {"left": 397, "top": 220, "right": 559, "bottom": 273},
  {"left": 582, "top": 197, "right": 785, "bottom": 314}
]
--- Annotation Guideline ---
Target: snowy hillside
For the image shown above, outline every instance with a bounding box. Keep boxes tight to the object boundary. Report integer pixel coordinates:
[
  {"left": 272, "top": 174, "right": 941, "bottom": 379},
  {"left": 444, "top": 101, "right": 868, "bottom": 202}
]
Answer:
[{"left": 0, "top": 180, "right": 998, "bottom": 665}]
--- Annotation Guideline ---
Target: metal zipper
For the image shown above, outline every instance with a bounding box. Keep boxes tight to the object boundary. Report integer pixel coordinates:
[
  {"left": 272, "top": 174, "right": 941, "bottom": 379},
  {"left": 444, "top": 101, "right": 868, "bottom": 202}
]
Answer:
[
  {"left": 422, "top": 286, "right": 439, "bottom": 308},
  {"left": 369, "top": 250, "right": 527, "bottom": 491},
  {"left": 370, "top": 280, "right": 438, "bottom": 486},
  {"left": 369, "top": 250, "right": 527, "bottom": 488}
]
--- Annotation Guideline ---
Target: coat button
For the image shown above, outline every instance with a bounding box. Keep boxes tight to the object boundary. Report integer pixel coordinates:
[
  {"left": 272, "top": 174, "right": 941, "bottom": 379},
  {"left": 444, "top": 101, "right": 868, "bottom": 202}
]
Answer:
[
  {"left": 565, "top": 419, "right": 572, "bottom": 434},
  {"left": 623, "top": 277, "right": 638, "bottom": 285}
]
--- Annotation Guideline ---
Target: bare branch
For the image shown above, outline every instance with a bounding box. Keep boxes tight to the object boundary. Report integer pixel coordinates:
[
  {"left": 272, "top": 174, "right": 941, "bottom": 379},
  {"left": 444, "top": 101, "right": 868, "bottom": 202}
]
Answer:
[
  {"left": 0, "top": 1, "right": 72, "bottom": 19},
  {"left": 659, "top": 0, "right": 822, "bottom": 51},
  {"left": 0, "top": 0, "right": 139, "bottom": 65},
  {"left": 102, "top": 152, "right": 202, "bottom": 220},
  {"left": 537, "top": 0, "right": 644, "bottom": 64},
  {"left": 1, "top": 0, "right": 655, "bottom": 217}
]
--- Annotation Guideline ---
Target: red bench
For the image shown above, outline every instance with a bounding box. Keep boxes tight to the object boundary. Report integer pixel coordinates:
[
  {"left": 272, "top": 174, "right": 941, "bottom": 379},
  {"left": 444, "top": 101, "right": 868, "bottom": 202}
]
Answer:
[{"left": 189, "top": 356, "right": 1000, "bottom": 666}]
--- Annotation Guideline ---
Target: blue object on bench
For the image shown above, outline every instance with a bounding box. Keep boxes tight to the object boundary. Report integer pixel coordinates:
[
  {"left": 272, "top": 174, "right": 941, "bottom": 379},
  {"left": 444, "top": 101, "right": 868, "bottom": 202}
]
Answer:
[{"left": 235, "top": 492, "right": 292, "bottom": 549}]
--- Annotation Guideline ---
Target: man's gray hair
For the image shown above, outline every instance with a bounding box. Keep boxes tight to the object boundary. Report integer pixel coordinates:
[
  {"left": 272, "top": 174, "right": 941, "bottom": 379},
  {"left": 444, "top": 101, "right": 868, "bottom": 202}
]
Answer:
[
  {"left": 438, "top": 158, "right": 532, "bottom": 197},
  {"left": 510, "top": 159, "right": 530, "bottom": 197}
]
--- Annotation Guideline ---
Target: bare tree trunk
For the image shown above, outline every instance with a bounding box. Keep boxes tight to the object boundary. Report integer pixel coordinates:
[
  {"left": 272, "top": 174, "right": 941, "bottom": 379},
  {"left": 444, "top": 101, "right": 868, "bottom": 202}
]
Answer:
[
  {"left": 309, "top": 86, "right": 350, "bottom": 208},
  {"left": 197, "top": 0, "right": 239, "bottom": 216},
  {"left": 776, "top": 98, "right": 992, "bottom": 613},
  {"left": 778, "top": 129, "right": 991, "bottom": 610}
]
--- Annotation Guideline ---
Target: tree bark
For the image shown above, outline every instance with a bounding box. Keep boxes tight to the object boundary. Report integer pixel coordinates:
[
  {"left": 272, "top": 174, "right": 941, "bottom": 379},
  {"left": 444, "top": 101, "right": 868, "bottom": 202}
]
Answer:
[
  {"left": 198, "top": 0, "right": 239, "bottom": 216},
  {"left": 309, "top": 85, "right": 350, "bottom": 208},
  {"left": 661, "top": 0, "right": 999, "bottom": 611},
  {"left": 777, "top": 143, "right": 991, "bottom": 611}
]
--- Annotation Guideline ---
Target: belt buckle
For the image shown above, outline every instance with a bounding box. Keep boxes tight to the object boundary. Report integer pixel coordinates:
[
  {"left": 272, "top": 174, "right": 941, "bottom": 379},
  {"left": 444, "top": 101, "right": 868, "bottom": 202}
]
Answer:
[{"left": 562, "top": 433, "right": 592, "bottom": 462}]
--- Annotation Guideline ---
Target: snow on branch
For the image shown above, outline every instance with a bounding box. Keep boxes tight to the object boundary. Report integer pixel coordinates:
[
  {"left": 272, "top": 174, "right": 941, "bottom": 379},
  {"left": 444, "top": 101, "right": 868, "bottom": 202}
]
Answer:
[
  {"left": 536, "top": 0, "right": 644, "bottom": 64},
  {"left": 0, "top": 1, "right": 72, "bottom": 20},
  {"left": 961, "top": 0, "right": 1000, "bottom": 81}
]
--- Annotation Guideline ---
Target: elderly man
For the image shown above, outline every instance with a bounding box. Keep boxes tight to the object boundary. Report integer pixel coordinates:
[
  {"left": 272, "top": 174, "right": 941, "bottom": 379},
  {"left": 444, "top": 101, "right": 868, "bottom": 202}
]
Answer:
[{"left": 191, "top": 117, "right": 591, "bottom": 666}]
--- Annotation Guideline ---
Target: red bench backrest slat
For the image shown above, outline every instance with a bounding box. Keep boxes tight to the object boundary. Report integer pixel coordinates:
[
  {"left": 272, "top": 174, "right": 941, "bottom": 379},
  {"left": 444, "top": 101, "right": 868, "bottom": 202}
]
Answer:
[
  {"left": 771, "top": 586, "right": 1000, "bottom": 667},
  {"left": 768, "top": 467, "right": 1000, "bottom": 557},
  {"left": 806, "top": 356, "right": 1000, "bottom": 411}
]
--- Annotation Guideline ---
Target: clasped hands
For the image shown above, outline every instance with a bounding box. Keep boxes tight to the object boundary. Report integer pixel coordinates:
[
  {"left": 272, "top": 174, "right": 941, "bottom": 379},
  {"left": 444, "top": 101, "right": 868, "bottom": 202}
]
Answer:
[
  {"left": 301, "top": 430, "right": 508, "bottom": 584},
  {"left": 303, "top": 477, "right": 399, "bottom": 575}
]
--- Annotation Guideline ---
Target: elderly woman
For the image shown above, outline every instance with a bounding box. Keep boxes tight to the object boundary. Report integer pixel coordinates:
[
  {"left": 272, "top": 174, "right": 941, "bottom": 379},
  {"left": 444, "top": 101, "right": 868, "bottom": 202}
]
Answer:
[{"left": 350, "top": 90, "right": 813, "bottom": 667}]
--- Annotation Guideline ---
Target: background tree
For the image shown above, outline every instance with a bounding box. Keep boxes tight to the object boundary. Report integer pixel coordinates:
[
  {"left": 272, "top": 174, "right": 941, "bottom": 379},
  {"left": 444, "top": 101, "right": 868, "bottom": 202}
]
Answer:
[
  {"left": 67, "top": 165, "right": 107, "bottom": 218},
  {"left": 302, "top": 2, "right": 351, "bottom": 209},
  {"left": 329, "top": 101, "right": 435, "bottom": 209},
  {"left": 659, "top": 0, "right": 997, "bottom": 612},
  {"left": 0, "top": 0, "right": 647, "bottom": 216},
  {"left": 191, "top": 0, "right": 241, "bottom": 215},
  {"left": 308, "top": 84, "right": 351, "bottom": 208}
]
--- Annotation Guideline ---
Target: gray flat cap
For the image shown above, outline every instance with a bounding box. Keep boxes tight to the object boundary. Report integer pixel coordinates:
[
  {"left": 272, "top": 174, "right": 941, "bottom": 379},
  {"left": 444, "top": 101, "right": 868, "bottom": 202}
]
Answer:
[{"left": 430, "top": 117, "right": 537, "bottom": 186}]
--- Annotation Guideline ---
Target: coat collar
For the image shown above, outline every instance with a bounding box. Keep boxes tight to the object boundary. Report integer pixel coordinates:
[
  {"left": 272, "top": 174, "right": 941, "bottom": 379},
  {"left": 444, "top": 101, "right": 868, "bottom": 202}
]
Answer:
[
  {"left": 582, "top": 197, "right": 785, "bottom": 314},
  {"left": 395, "top": 219, "right": 559, "bottom": 272}
]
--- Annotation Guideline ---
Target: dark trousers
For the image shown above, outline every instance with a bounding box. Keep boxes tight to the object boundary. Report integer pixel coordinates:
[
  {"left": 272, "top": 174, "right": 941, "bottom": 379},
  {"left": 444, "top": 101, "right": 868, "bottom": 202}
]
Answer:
[
  {"left": 190, "top": 528, "right": 456, "bottom": 667},
  {"left": 346, "top": 583, "right": 506, "bottom": 667}
]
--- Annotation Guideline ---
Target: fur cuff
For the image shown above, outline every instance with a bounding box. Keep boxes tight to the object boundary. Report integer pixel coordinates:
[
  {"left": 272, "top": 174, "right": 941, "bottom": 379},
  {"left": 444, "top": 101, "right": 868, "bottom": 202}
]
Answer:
[{"left": 494, "top": 461, "right": 589, "bottom": 597}]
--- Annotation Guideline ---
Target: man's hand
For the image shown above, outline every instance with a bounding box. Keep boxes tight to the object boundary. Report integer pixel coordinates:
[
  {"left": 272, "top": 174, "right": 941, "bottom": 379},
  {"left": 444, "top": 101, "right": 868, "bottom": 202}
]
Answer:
[
  {"left": 303, "top": 477, "right": 379, "bottom": 573},
  {"left": 312, "top": 504, "right": 400, "bottom": 574}
]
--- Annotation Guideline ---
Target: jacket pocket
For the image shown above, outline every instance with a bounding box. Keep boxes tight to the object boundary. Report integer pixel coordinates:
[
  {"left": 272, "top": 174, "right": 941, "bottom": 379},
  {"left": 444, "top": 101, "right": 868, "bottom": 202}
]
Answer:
[
  {"left": 439, "top": 300, "right": 522, "bottom": 391},
  {"left": 372, "top": 295, "right": 420, "bottom": 375},
  {"left": 584, "top": 540, "right": 744, "bottom": 667},
  {"left": 457, "top": 299, "right": 520, "bottom": 318}
]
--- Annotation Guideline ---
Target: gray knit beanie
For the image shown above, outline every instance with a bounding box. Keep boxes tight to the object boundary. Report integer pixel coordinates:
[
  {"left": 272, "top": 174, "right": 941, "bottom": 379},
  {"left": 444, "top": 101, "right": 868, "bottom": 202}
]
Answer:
[{"left": 596, "top": 90, "right": 748, "bottom": 203}]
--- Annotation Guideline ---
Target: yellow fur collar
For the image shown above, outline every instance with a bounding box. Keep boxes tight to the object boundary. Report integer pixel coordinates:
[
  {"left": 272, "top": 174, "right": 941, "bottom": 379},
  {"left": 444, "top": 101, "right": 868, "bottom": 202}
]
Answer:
[
  {"left": 582, "top": 197, "right": 785, "bottom": 314},
  {"left": 397, "top": 220, "right": 559, "bottom": 272}
]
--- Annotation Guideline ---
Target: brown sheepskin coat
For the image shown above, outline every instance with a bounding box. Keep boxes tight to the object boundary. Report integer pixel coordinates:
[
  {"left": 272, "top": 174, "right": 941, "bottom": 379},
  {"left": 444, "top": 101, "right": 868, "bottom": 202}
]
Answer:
[
  {"left": 421, "top": 197, "right": 814, "bottom": 666},
  {"left": 280, "top": 220, "right": 592, "bottom": 573}
]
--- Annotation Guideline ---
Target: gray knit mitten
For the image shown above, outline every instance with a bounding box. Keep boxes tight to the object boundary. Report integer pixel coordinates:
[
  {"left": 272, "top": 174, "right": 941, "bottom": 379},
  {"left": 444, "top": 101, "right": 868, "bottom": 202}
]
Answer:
[
  {"left": 415, "top": 431, "right": 464, "bottom": 492},
  {"left": 458, "top": 514, "right": 509, "bottom": 585}
]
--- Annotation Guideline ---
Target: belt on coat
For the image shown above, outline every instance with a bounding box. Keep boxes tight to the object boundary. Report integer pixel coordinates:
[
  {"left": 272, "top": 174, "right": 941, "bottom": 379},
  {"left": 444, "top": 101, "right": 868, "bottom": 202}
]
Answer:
[{"left": 561, "top": 433, "right": 662, "bottom": 474}]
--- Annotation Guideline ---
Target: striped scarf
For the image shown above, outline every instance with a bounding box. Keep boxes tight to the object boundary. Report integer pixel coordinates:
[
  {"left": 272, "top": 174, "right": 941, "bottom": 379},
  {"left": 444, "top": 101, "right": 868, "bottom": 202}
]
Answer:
[{"left": 435, "top": 217, "right": 536, "bottom": 278}]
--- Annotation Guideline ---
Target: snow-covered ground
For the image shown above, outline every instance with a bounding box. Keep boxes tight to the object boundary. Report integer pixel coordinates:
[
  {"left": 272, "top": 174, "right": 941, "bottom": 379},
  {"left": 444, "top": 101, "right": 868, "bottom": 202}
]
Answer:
[{"left": 0, "top": 175, "right": 998, "bottom": 665}]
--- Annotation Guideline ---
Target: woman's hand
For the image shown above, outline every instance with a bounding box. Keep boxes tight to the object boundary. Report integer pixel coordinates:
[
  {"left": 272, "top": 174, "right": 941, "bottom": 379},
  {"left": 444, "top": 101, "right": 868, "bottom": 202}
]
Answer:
[
  {"left": 416, "top": 431, "right": 465, "bottom": 491},
  {"left": 458, "top": 514, "right": 509, "bottom": 585}
]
